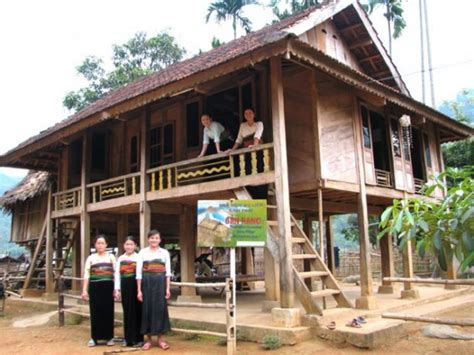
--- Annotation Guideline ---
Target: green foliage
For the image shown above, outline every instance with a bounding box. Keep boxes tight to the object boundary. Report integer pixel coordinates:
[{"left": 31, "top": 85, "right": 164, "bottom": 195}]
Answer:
[
  {"left": 206, "top": 0, "right": 259, "bottom": 39},
  {"left": 379, "top": 167, "right": 474, "bottom": 272},
  {"left": 63, "top": 31, "right": 185, "bottom": 112},
  {"left": 270, "top": 0, "right": 322, "bottom": 20},
  {"left": 440, "top": 89, "right": 474, "bottom": 169},
  {"left": 211, "top": 37, "right": 225, "bottom": 48},
  {"left": 261, "top": 334, "right": 282, "bottom": 350},
  {"left": 363, "top": 0, "right": 406, "bottom": 39},
  {"left": 337, "top": 214, "right": 380, "bottom": 246}
]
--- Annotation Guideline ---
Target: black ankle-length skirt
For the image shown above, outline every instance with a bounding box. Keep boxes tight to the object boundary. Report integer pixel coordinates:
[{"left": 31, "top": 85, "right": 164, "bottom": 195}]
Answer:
[
  {"left": 89, "top": 280, "right": 114, "bottom": 341},
  {"left": 141, "top": 273, "right": 170, "bottom": 335},
  {"left": 121, "top": 277, "right": 143, "bottom": 345}
]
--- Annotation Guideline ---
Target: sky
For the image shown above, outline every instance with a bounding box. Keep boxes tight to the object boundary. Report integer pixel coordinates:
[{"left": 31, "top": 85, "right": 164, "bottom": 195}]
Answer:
[{"left": 0, "top": 0, "right": 473, "bottom": 177}]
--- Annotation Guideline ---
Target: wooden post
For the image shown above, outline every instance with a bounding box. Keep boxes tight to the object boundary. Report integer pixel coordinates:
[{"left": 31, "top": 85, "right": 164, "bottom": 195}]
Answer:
[
  {"left": 58, "top": 277, "right": 65, "bottom": 327},
  {"left": 72, "top": 231, "right": 81, "bottom": 292},
  {"left": 80, "top": 133, "right": 91, "bottom": 279},
  {"left": 45, "top": 189, "right": 54, "bottom": 294},
  {"left": 317, "top": 188, "right": 324, "bottom": 260},
  {"left": 326, "top": 216, "right": 336, "bottom": 273},
  {"left": 117, "top": 214, "right": 128, "bottom": 255},
  {"left": 177, "top": 206, "right": 200, "bottom": 302},
  {"left": 445, "top": 260, "right": 458, "bottom": 290},
  {"left": 352, "top": 98, "right": 377, "bottom": 310},
  {"left": 401, "top": 240, "right": 420, "bottom": 298},
  {"left": 139, "top": 111, "right": 151, "bottom": 248},
  {"left": 378, "top": 233, "right": 396, "bottom": 294},
  {"left": 270, "top": 56, "right": 294, "bottom": 309},
  {"left": 226, "top": 278, "right": 237, "bottom": 354}
]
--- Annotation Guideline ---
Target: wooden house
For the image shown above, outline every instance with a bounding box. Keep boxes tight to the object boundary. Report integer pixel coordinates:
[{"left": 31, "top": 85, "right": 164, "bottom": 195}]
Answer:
[{"left": 0, "top": 0, "right": 472, "bottom": 312}]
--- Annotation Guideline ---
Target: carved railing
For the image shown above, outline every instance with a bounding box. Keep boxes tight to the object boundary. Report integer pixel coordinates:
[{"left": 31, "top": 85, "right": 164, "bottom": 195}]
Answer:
[
  {"left": 87, "top": 172, "right": 141, "bottom": 203},
  {"left": 53, "top": 187, "right": 81, "bottom": 211},
  {"left": 148, "top": 143, "right": 274, "bottom": 192},
  {"left": 414, "top": 178, "right": 425, "bottom": 194},
  {"left": 375, "top": 169, "right": 393, "bottom": 188}
]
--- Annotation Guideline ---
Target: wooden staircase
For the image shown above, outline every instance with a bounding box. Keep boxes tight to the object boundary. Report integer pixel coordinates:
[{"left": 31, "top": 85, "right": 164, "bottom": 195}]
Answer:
[
  {"left": 22, "top": 218, "right": 79, "bottom": 291},
  {"left": 233, "top": 187, "right": 352, "bottom": 315}
]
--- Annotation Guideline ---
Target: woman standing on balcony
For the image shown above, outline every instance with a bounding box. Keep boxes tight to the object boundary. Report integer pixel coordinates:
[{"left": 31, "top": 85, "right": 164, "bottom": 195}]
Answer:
[
  {"left": 197, "top": 114, "right": 233, "bottom": 157},
  {"left": 137, "top": 230, "right": 171, "bottom": 351},
  {"left": 229, "top": 108, "right": 264, "bottom": 150},
  {"left": 81, "top": 235, "right": 116, "bottom": 347},
  {"left": 114, "top": 236, "right": 143, "bottom": 347}
]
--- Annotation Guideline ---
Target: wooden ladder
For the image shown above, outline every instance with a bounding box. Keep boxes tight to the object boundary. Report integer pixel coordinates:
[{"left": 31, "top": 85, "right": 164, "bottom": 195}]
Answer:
[
  {"left": 233, "top": 187, "right": 352, "bottom": 315},
  {"left": 22, "top": 218, "right": 79, "bottom": 291}
]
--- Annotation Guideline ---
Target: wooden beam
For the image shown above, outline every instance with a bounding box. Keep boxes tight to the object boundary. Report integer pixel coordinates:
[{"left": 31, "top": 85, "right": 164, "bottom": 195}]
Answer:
[
  {"left": 382, "top": 313, "right": 474, "bottom": 327},
  {"left": 45, "top": 189, "right": 54, "bottom": 294},
  {"left": 139, "top": 111, "right": 150, "bottom": 248},
  {"left": 270, "top": 56, "right": 295, "bottom": 309},
  {"left": 378, "top": 233, "right": 395, "bottom": 294},
  {"left": 289, "top": 196, "right": 383, "bottom": 215},
  {"left": 87, "top": 195, "right": 140, "bottom": 212},
  {"left": 339, "top": 22, "right": 363, "bottom": 32},
  {"left": 359, "top": 54, "right": 382, "bottom": 63},
  {"left": 326, "top": 216, "right": 335, "bottom": 273},
  {"left": 116, "top": 214, "right": 128, "bottom": 255},
  {"left": 180, "top": 205, "right": 197, "bottom": 297},
  {"left": 80, "top": 134, "right": 90, "bottom": 279},
  {"left": 349, "top": 39, "right": 373, "bottom": 50},
  {"left": 310, "top": 70, "right": 322, "bottom": 180},
  {"left": 317, "top": 188, "right": 324, "bottom": 259}
]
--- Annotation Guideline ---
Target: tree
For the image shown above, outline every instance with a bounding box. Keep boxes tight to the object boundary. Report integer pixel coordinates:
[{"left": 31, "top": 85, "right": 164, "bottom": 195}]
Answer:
[
  {"left": 211, "top": 37, "right": 225, "bottom": 48},
  {"left": 439, "top": 89, "right": 474, "bottom": 169},
  {"left": 63, "top": 31, "right": 186, "bottom": 112},
  {"left": 379, "top": 167, "right": 474, "bottom": 272},
  {"left": 206, "top": 0, "right": 258, "bottom": 39},
  {"left": 362, "top": 0, "right": 406, "bottom": 56},
  {"left": 270, "top": 0, "right": 321, "bottom": 20}
]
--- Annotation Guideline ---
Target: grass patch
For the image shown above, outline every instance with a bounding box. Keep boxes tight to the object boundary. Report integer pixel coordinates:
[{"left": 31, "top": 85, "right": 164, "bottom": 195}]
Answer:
[{"left": 261, "top": 334, "right": 282, "bottom": 350}]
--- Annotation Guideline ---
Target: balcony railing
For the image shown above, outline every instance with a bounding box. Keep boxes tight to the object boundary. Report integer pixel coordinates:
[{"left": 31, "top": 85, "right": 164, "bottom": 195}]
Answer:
[
  {"left": 414, "top": 178, "right": 425, "bottom": 194},
  {"left": 374, "top": 169, "right": 393, "bottom": 188},
  {"left": 148, "top": 143, "right": 274, "bottom": 192},
  {"left": 53, "top": 187, "right": 81, "bottom": 211},
  {"left": 87, "top": 172, "right": 141, "bottom": 203}
]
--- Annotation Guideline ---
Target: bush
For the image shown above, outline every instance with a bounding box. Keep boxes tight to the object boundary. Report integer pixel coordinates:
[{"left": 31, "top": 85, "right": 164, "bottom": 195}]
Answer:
[{"left": 261, "top": 334, "right": 282, "bottom": 350}]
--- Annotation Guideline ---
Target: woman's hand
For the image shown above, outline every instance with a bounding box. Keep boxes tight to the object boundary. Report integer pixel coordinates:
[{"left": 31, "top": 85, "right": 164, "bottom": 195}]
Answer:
[
  {"left": 137, "top": 291, "right": 143, "bottom": 302},
  {"left": 81, "top": 290, "right": 89, "bottom": 301},
  {"left": 114, "top": 290, "right": 121, "bottom": 301},
  {"left": 165, "top": 289, "right": 171, "bottom": 300}
]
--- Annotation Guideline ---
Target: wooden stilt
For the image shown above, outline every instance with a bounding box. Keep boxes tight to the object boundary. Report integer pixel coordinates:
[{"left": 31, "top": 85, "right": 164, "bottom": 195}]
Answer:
[
  {"left": 139, "top": 111, "right": 150, "bottom": 248},
  {"left": 117, "top": 214, "right": 128, "bottom": 255},
  {"left": 179, "top": 206, "right": 198, "bottom": 298},
  {"left": 270, "top": 56, "right": 294, "bottom": 309},
  {"left": 45, "top": 189, "right": 54, "bottom": 294},
  {"left": 80, "top": 134, "right": 90, "bottom": 277},
  {"left": 378, "top": 233, "right": 396, "bottom": 294},
  {"left": 401, "top": 240, "right": 420, "bottom": 298},
  {"left": 445, "top": 259, "right": 458, "bottom": 290},
  {"left": 326, "top": 216, "right": 335, "bottom": 273},
  {"left": 317, "top": 188, "right": 324, "bottom": 261}
]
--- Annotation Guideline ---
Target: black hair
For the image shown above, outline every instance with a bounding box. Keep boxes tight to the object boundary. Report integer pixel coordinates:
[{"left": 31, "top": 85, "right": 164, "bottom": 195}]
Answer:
[
  {"left": 147, "top": 229, "right": 161, "bottom": 238},
  {"left": 124, "top": 235, "right": 136, "bottom": 244},
  {"left": 242, "top": 107, "right": 258, "bottom": 122},
  {"left": 201, "top": 113, "right": 212, "bottom": 120},
  {"left": 94, "top": 234, "right": 108, "bottom": 244}
]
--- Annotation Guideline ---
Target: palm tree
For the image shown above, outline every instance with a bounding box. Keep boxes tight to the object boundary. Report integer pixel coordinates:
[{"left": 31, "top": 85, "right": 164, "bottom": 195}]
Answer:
[
  {"left": 271, "top": 0, "right": 322, "bottom": 20},
  {"left": 363, "top": 0, "right": 406, "bottom": 56},
  {"left": 206, "top": 0, "right": 259, "bottom": 39}
]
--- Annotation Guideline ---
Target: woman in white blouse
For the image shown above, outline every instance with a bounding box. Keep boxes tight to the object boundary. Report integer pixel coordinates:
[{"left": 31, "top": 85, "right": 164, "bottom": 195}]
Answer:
[{"left": 229, "top": 108, "right": 264, "bottom": 151}]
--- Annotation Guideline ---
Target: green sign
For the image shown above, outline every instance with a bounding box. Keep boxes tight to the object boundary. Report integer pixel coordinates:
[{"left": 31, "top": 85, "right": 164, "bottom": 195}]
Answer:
[{"left": 197, "top": 200, "right": 267, "bottom": 247}]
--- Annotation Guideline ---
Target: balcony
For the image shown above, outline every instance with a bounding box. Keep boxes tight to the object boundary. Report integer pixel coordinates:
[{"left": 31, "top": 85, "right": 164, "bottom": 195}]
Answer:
[
  {"left": 374, "top": 169, "right": 393, "bottom": 188},
  {"left": 51, "top": 143, "right": 274, "bottom": 216}
]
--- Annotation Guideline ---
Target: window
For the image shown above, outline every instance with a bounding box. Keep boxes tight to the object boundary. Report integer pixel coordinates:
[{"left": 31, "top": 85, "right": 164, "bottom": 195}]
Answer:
[
  {"left": 150, "top": 123, "right": 175, "bottom": 168},
  {"left": 361, "top": 106, "right": 371, "bottom": 148},
  {"left": 91, "top": 132, "right": 107, "bottom": 171},
  {"left": 186, "top": 101, "right": 200, "bottom": 148},
  {"left": 423, "top": 133, "right": 432, "bottom": 168},
  {"left": 390, "top": 119, "right": 401, "bottom": 157},
  {"left": 69, "top": 139, "right": 82, "bottom": 175},
  {"left": 130, "top": 136, "right": 139, "bottom": 172},
  {"left": 241, "top": 82, "right": 253, "bottom": 111}
]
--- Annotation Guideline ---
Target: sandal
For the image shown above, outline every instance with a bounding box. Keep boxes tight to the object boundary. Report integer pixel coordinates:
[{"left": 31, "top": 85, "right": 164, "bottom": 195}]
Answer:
[
  {"left": 158, "top": 341, "right": 170, "bottom": 350},
  {"left": 142, "top": 342, "right": 152, "bottom": 350},
  {"left": 326, "top": 321, "right": 336, "bottom": 330},
  {"left": 356, "top": 316, "right": 367, "bottom": 324},
  {"left": 346, "top": 318, "right": 362, "bottom": 328},
  {"left": 106, "top": 339, "right": 115, "bottom": 346}
]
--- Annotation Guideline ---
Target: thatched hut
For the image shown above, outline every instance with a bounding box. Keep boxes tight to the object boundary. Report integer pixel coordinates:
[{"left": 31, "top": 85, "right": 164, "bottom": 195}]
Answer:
[{"left": 0, "top": 171, "right": 52, "bottom": 247}]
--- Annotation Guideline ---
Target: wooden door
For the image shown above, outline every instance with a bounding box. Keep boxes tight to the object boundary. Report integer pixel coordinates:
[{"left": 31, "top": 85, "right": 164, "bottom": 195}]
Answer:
[
  {"left": 389, "top": 118, "right": 405, "bottom": 190},
  {"left": 360, "top": 105, "right": 376, "bottom": 185}
]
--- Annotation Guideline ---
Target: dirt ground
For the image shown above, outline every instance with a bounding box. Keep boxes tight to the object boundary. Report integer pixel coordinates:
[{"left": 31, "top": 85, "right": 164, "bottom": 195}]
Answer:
[{"left": 0, "top": 299, "right": 473, "bottom": 354}]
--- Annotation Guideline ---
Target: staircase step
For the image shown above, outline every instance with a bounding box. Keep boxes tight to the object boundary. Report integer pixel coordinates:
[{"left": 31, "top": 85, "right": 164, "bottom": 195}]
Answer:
[
  {"left": 291, "top": 238, "right": 307, "bottom": 244},
  {"left": 268, "top": 220, "right": 295, "bottom": 227},
  {"left": 298, "top": 271, "right": 328, "bottom": 278},
  {"left": 267, "top": 204, "right": 277, "bottom": 209},
  {"left": 292, "top": 254, "right": 317, "bottom": 260},
  {"left": 311, "top": 289, "right": 340, "bottom": 298}
]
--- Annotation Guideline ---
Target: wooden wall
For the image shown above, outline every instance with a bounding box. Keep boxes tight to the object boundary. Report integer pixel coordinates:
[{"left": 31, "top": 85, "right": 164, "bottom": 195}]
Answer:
[
  {"left": 10, "top": 195, "right": 48, "bottom": 242},
  {"left": 282, "top": 67, "right": 317, "bottom": 186},
  {"left": 317, "top": 73, "right": 358, "bottom": 183}
]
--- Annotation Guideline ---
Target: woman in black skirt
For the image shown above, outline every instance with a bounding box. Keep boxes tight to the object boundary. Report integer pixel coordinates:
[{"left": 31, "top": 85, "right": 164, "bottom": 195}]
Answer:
[
  {"left": 114, "top": 236, "right": 143, "bottom": 347},
  {"left": 81, "top": 235, "right": 116, "bottom": 347},
  {"left": 137, "top": 230, "right": 171, "bottom": 350}
]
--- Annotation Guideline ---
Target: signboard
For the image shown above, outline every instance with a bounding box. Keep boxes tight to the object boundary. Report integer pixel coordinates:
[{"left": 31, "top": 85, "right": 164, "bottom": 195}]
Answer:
[{"left": 197, "top": 200, "right": 267, "bottom": 247}]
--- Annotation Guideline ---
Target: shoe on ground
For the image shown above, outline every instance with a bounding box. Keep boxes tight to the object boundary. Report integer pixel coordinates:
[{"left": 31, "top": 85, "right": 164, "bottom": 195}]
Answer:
[
  {"left": 106, "top": 339, "right": 115, "bottom": 346},
  {"left": 87, "top": 339, "right": 96, "bottom": 347}
]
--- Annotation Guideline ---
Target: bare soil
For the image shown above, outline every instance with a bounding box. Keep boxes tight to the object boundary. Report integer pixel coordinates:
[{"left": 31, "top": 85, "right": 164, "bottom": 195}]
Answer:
[{"left": 0, "top": 299, "right": 473, "bottom": 354}]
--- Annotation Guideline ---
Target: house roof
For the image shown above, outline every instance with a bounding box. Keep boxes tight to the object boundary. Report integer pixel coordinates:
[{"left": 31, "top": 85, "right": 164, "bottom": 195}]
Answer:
[
  {"left": 0, "top": 0, "right": 471, "bottom": 170},
  {"left": 0, "top": 171, "right": 51, "bottom": 212}
]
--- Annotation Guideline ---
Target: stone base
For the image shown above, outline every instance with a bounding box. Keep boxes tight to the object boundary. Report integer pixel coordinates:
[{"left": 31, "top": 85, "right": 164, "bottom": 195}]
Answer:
[
  {"left": 261, "top": 300, "right": 280, "bottom": 313},
  {"left": 401, "top": 289, "right": 420, "bottom": 299},
  {"left": 378, "top": 284, "right": 397, "bottom": 294},
  {"left": 355, "top": 295, "right": 378, "bottom": 310},
  {"left": 177, "top": 295, "right": 202, "bottom": 303},
  {"left": 444, "top": 284, "right": 459, "bottom": 290},
  {"left": 271, "top": 308, "right": 301, "bottom": 328}
]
